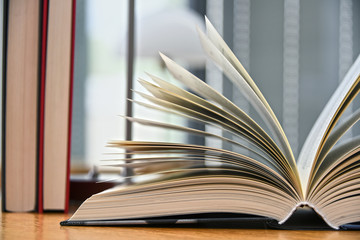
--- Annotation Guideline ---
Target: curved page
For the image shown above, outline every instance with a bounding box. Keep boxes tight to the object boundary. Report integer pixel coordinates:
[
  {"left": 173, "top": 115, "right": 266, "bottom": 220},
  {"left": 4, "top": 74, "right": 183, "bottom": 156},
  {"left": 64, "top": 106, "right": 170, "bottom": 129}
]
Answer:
[{"left": 298, "top": 55, "right": 360, "bottom": 194}]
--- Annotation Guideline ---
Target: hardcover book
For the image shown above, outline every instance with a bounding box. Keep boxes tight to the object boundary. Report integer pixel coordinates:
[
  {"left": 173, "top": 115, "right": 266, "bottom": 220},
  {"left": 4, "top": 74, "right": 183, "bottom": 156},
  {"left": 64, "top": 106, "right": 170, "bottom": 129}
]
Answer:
[
  {"left": 62, "top": 18, "right": 360, "bottom": 230},
  {"left": 2, "top": 0, "right": 41, "bottom": 212},
  {"left": 2, "top": 0, "right": 76, "bottom": 213}
]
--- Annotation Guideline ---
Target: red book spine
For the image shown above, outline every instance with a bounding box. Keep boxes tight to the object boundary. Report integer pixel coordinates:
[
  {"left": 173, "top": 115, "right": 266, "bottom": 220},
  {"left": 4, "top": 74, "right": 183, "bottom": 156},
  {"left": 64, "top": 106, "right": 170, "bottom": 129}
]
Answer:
[
  {"left": 38, "top": 0, "right": 49, "bottom": 214},
  {"left": 65, "top": 0, "right": 77, "bottom": 213}
]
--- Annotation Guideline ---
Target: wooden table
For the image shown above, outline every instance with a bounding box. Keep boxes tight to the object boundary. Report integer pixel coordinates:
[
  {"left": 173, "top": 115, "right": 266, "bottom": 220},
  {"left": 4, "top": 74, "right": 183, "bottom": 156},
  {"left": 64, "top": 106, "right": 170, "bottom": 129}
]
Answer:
[{"left": 1, "top": 212, "right": 360, "bottom": 240}]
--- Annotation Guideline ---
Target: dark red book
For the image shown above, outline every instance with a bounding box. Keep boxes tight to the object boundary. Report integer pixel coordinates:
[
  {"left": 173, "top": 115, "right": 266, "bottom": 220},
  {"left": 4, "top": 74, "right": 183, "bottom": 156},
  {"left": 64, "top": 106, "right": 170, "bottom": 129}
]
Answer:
[
  {"left": 41, "top": 0, "right": 76, "bottom": 212},
  {"left": 37, "top": 0, "right": 49, "bottom": 214}
]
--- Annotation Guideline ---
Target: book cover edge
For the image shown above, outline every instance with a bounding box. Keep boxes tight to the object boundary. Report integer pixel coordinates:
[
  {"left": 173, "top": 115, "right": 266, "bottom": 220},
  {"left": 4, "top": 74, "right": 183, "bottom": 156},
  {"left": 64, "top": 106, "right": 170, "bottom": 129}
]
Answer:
[
  {"left": 1, "top": 0, "right": 9, "bottom": 212},
  {"left": 37, "top": 0, "right": 49, "bottom": 214},
  {"left": 64, "top": 0, "right": 77, "bottom": 213}
]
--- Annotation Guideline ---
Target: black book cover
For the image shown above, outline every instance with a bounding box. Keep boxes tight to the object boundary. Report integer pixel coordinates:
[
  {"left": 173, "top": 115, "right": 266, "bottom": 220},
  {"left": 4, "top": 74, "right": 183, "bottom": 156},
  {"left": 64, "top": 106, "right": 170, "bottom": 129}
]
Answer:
[{"left": 60, "top": 208, "right": 360, "bottom": 230}]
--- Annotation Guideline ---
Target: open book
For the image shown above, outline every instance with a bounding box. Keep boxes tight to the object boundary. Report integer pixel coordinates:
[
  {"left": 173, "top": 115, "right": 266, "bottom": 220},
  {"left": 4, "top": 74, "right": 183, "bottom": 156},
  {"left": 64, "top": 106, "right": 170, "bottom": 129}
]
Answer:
[{"left": 63, "top": 18, "right": 360, "bottom": 230}]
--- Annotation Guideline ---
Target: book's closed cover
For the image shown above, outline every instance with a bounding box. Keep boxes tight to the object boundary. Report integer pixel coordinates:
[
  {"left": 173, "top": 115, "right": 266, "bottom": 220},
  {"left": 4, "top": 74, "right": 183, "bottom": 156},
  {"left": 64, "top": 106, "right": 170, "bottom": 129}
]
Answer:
[
  {"left": 60, "top": 209, "right": 360, "bottom": 230},
  {"left": 65, "top": 0, "right": 77, "bottom": 213},
  {"left": 1, "top": 0, "right": 9, "bottom": 213},
  {"left": 60, "top": 213, "right": 272, "bottom": 228},
  {"left": 38, "top": 0, "right": 49, "bottom": 214}
]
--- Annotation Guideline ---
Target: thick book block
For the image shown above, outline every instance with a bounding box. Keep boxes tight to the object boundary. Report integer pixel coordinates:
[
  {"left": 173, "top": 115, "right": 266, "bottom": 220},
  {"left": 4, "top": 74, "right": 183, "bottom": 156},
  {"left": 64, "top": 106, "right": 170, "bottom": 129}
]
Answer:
[
  {"left": 63, "top": 17, "right": 360, "bottom": 230},
  {"left": 2, "top": 0, "right": 41, "bottom": 213}
]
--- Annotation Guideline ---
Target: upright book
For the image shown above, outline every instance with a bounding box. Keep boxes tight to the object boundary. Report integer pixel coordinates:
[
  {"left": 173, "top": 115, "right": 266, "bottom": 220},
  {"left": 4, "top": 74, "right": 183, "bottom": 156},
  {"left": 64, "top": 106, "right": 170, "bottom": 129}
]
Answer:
[
  {"left": 62, "top": 18, "right": 360, "bottom": 229},
  {"left": 2, "top": 0, "right": 76, "bottom": 213},
  {"left": 2, "top": 0, "right": 42, "bottom": 212},
  {"left": 41, "top": 0, "right": 76, "bottom": 212}
]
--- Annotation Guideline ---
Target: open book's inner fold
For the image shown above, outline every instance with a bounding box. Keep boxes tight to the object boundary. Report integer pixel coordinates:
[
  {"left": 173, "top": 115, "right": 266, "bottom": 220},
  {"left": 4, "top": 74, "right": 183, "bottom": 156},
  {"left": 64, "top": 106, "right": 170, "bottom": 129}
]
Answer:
[{"left": 297, "top": 54, "right": 360, "bottom": 195}]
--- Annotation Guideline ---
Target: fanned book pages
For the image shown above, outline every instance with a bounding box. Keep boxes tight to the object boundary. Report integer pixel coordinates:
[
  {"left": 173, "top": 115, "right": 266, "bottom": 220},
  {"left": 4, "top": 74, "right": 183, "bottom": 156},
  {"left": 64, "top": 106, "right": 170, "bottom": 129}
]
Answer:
[{"left": 62, "top": 17, "right": 360, "bottom": 230}]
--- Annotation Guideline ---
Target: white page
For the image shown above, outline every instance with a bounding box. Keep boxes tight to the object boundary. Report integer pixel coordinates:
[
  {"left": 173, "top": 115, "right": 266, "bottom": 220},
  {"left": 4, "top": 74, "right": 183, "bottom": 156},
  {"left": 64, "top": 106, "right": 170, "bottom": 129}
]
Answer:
[
  {"left": 297, "top": 54, "right": 360, "bottom": 194},
  {"left": 124, "top": 115, "right": 272, "bottom": 165},
  {"left": 309, "top": 136, "right": 360, "bottom": 195},
  {"left": 312, "top": 107, "right": 360, "bottom": 179},
  {"left": 159, "top": 50, "right": 301, "bottom": 194},
  {"left": 146, "top": 73, "right": 280, "bottom": 162},
  {"left": 197, "top": 23, "right": 297, "bottom": 178},
  {"left": 138, "top": 79, "right": 277, "bottom": 159}
]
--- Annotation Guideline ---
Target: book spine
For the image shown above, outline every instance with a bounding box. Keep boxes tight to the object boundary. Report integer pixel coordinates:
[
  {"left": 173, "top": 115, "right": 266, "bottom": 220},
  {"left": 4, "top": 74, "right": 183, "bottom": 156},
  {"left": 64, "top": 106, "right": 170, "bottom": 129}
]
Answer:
[
  {"left": 1, "top": 0, "right": 9, "bottom": 212},
  {"left": 64, "top": 0, "right": 77, "bottom": 213},
  {"left": 278, "top": 201, "right": 339, "bottom": 230},
  {"left": 37, "top": 0, "right": 49, "bottom": 214}
]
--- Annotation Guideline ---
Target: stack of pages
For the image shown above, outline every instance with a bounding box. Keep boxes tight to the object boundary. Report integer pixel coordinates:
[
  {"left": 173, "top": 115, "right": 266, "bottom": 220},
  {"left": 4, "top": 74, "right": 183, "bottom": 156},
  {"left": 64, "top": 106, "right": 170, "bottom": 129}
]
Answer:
[{"left": 63, "top": 18, "right": 360, "bottom": 230}]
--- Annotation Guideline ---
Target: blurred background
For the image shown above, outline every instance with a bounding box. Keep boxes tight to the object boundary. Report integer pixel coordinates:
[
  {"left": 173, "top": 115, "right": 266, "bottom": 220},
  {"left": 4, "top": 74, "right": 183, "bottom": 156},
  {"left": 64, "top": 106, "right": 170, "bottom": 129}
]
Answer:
[{"left": 70, "top": 0, "right": 360, "bottom": 175}]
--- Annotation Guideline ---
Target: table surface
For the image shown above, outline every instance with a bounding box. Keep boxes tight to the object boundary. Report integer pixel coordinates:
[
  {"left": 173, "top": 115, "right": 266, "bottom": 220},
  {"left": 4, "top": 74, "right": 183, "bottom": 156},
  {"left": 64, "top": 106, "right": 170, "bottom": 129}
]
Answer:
[{"left": 1, "top": 211, "right": 360, "bottom": 240}]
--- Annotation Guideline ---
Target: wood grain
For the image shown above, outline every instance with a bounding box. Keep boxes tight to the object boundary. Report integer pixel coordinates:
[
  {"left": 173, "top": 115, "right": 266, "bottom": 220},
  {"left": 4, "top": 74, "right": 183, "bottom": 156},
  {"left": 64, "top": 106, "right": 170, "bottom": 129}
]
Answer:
[{"left": 1, "top": 212, "right": 359, "bottom": 240}]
